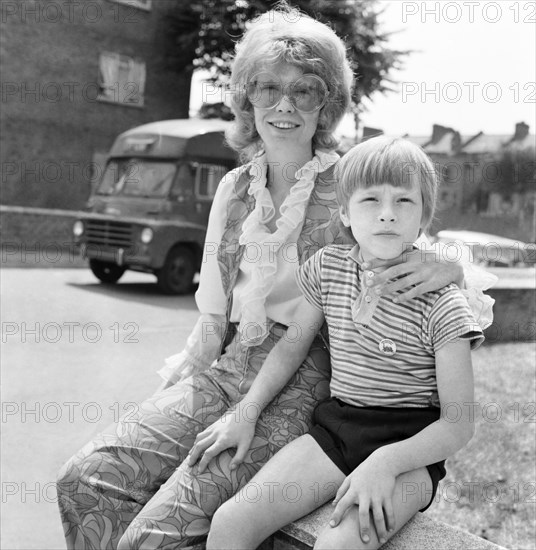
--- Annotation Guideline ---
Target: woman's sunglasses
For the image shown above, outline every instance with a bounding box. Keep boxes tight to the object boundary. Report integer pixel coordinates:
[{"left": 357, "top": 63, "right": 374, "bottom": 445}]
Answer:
[{"left": 245, "top": 72, "right": 329, "bottom": 113}]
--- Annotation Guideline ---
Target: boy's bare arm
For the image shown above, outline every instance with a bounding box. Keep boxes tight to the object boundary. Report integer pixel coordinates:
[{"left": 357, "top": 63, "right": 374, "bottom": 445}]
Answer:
[
  {"left": 372, "top": 338, "right": 475, "bottom": 474},
  {"left": 237, "top": 300, "right": 325, "bottom": 417},
  {"left": 329, "top": 338, "right": 475, "bottom": 541},
  {"left": 188, "top": 298, "right": 324, "bottom": 472}
]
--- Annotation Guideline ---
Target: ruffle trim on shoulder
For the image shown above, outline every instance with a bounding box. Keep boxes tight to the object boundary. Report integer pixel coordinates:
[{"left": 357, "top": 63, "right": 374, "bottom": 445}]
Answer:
[{"left": 236, "top": 149, "right": 339, "bottom": 346}]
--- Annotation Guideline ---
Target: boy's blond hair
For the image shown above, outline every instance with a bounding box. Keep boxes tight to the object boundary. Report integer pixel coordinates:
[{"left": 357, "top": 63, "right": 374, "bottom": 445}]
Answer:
[{"left": 335, "top": 136, "right": 439, "bottom": 234}]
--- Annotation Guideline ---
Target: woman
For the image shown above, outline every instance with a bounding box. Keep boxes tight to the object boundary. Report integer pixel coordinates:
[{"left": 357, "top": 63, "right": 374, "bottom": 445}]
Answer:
[{"left": 56, "top": 6, "right": 492, "bottom": 549}]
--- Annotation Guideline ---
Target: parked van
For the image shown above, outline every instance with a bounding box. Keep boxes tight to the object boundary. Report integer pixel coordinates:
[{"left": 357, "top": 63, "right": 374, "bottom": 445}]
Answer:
[{"left": 73, "top": 119, "right": 237, "bottom": 294}]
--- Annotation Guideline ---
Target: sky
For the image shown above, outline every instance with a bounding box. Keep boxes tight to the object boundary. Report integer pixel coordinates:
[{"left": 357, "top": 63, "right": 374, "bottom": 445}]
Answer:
[
  {"left": 356, "top": 0, "right": 536, "bottom": 138},
  {"left": 191, "top": 0, "right": 536, "bottom": 139}
]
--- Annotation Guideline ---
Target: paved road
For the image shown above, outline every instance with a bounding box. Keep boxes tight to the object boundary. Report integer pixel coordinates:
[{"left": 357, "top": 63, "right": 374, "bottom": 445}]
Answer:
[{"left": 1, "top": 269, "right": 200, "bottom": 550}]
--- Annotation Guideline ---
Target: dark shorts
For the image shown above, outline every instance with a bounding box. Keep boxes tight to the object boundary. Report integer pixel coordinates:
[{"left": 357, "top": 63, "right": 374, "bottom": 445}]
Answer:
[{"left": 309, "top": 397, "right": 447, "bottom": 512}]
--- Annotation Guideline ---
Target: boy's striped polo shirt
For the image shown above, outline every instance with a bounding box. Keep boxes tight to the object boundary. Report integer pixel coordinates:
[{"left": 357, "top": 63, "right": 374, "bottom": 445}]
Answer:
[{"left": 296, "top": 244, "right": 484, "bottom": 408}]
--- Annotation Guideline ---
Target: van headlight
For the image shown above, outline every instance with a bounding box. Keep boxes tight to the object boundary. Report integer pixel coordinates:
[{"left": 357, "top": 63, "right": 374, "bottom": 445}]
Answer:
[
  {"left": 73, "top": 221, "right": 84, "bottom": 237},
  {"left": 140, "top": 227, "right": 153, "bottom": 244}
]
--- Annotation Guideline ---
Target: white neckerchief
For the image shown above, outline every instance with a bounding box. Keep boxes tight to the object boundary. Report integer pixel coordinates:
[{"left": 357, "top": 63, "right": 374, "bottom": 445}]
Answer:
[{"left": 237, "top": 149, "right": 339, "bottom": 346}]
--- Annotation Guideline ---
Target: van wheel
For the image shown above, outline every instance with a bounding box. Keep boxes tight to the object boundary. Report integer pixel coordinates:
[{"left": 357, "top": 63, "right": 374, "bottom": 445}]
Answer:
[
  {"left": 89, "top": 260, "right": 126, "bottom": 284},
  {"left": 157, "top": 246, "right": 195, "bottom": 295}
]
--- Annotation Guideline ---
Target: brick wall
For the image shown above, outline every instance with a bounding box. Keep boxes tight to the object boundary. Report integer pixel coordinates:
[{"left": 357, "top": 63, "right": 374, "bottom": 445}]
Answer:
[{"left": 1, "top": 0, "right": 191, "bottom": 210}]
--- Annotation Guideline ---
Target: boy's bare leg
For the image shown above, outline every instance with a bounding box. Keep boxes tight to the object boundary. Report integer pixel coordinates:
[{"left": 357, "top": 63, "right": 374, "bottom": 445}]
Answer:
[
  {"left": 314, "top": 467, "right": 433, "bottom": 550},
  {"left": 207, "top": 434, "right": 346, "bottom": 550}
]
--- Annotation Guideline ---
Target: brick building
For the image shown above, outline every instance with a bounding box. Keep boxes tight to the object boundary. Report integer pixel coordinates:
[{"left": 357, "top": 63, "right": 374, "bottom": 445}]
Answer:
[{"left": 1, "top": 0, "right": 190, "bottom": 209}]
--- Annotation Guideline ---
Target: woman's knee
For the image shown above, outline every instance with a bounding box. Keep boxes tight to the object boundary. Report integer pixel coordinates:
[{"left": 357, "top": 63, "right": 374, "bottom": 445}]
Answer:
[
  {"left": 56, "top": 449, "right": 94, "bottom": 498},
  {"left": 56, "top": 444, "right": 135, "bottom": 505},
  {"left": 56, "top": 455, "right": 75, "bottom": 490}
]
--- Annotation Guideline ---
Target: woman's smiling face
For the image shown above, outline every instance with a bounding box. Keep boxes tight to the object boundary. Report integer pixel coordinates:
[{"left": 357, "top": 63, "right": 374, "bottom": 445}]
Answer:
[{"left": 251, "top": 63, "right": 321, "bottom": 154}]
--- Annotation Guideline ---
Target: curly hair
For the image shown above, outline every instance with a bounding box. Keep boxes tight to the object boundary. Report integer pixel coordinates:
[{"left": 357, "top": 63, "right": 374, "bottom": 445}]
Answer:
[{"left": 225, "top": 5, "right": 354, "bottom": 162}]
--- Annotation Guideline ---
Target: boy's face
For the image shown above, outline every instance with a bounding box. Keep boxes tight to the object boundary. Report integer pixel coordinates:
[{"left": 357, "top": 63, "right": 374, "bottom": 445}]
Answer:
[{"left": 340, "top": 182, "right": 423, "bottom": 262}]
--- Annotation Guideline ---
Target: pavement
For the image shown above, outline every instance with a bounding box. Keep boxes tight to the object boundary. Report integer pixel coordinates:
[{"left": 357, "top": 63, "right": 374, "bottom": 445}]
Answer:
[{"left": 1, "top": 268, "right": 199, "bottom": 550}]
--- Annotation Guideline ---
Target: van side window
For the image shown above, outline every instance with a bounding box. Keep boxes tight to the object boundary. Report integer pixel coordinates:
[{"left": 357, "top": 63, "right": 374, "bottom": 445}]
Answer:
[
  {"left": 171, "top": 163, "right": 195, "bottom": 199},
  {"left": 195, "top": 164, "right": 229, "bottom": 200}
]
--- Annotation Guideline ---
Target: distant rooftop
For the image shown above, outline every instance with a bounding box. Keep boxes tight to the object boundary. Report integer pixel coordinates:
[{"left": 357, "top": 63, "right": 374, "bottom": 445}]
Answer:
[{"left": 361, "top": 122, "right": 535, "bottom": 156}]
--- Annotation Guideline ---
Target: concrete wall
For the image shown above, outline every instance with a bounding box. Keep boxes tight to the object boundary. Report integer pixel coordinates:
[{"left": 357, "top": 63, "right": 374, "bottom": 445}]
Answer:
[
  {"left": 0, "top": 206, "right": 82, "bottom": 267},
  {"left": 484, "top": 287, "right": 536, "bottom": 343}
]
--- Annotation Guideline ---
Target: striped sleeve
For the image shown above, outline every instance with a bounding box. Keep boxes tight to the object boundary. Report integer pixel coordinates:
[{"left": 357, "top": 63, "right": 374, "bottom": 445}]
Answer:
[
  {"left": 296, "top": 249, "right": 324, "bottom": 310},
  {"left": 427, "top": 287, "right": 485, "bottom": 351}
]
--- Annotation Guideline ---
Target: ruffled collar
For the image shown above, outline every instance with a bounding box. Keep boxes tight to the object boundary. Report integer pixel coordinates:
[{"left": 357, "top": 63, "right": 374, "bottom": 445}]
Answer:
[{"left": 237, "top": 149, "right": 339, "bottom": 346}]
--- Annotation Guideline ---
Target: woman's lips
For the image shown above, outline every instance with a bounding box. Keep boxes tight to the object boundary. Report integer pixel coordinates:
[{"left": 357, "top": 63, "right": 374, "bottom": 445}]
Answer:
[{"left": 269, "top": 121, "right": 299, "bottom": 129}]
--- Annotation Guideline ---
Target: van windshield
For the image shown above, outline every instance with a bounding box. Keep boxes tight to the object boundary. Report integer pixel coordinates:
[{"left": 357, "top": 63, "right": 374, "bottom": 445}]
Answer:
[{"left": 97, "top": 158, "right": 176, "bottom": 197}]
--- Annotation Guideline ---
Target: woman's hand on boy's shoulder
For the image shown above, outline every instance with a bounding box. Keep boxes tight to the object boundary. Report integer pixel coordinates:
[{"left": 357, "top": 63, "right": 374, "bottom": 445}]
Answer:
[
  {"left": 363, "top": 249, "right": 463, "bottom": 303},
  {"left": 329, "top": 456, "right": 397, "bottom": 545}
]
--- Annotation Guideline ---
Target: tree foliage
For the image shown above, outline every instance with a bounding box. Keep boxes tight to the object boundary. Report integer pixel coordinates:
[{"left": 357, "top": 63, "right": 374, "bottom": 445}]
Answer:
[
  {"left": 165, "top": 0, "right": 406, "bottom": 109},
  {"left": 493, "top": 147, "right": 536, "bottom": 197}
]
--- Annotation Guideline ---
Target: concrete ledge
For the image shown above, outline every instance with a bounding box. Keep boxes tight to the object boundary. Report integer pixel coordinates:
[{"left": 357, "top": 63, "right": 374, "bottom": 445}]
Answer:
[
  {"left": 0, "top": 205, "right": 82, "bottom": 245},
  {"left": 0, "top": 205, "right": 84, "bottom": 218},
  {"left": 267, "top": 504, "right": 507, "bottom": 550},
  {"left": 484, "top": 268, "right": 535, "bottom": 343},
  {"left": 0, "top": 205, "right": 87, "bottom": 267}
]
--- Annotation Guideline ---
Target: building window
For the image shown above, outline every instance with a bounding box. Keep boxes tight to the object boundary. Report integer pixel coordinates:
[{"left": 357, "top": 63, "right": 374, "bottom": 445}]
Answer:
[
  {"left": 445, "top": 163, "right": 461, "bottom": 184},
  {"left": 439, "top": 189, "right": 456, "bottom": 208},
  {"left": 109, "top": 0, "right": 152, "bottom": 11},
  {"left": 98, "top": 52, "right": 146, "bottom": 107}
]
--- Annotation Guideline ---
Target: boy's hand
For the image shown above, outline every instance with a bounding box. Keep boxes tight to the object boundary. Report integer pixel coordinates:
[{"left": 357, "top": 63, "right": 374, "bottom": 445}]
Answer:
[
  {"left": 187, "top": 402, "right": 258, "bottom": 473},
  {"left": 329, "top": 457, "right": 397, "bottom": 545},
  {"left": 363, "top": 249, "right": 463, "bottom": 303}
]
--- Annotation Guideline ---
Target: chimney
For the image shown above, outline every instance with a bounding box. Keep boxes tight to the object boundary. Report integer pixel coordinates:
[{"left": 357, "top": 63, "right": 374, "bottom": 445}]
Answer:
[
  {"left": 513, "top": 122, "right": 529, "bottom": 141},
  {"left": 431, "top": 124, "right": 456, "bottom": 144},
  {"left": 362, "top": 127, "right": 384, "bottom": 141},
  {"left": 451, "top": 131, "right": 462, "bottom": 153}
]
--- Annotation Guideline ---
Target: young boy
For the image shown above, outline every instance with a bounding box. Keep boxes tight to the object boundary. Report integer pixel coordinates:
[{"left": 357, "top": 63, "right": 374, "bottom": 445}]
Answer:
[{"left": 189, "top": 137, "right": 484, "bottom": 550}]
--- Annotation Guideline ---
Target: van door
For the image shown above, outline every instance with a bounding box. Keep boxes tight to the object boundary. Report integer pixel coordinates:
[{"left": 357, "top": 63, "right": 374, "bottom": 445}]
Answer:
[
  {"left": 192, "top": 162, "right": 231, "bottom": 223},
  {"left": 168, "top": 162, "right": 196, "bottom": 220}
]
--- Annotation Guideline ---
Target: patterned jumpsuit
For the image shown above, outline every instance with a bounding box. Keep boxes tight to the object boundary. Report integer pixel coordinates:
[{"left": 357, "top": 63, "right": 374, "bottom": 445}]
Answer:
[{"left": 56, "top": 162, "right": 347, "bottom": 550}]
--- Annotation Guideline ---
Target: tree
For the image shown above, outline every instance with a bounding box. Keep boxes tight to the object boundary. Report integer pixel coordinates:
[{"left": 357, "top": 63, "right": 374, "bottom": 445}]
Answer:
[
  {"left": 493, "top": 147, "right": 536, "bottom": 197},
  {"left": 165, "top": 0, "right": 406, "bottom": 124}
]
